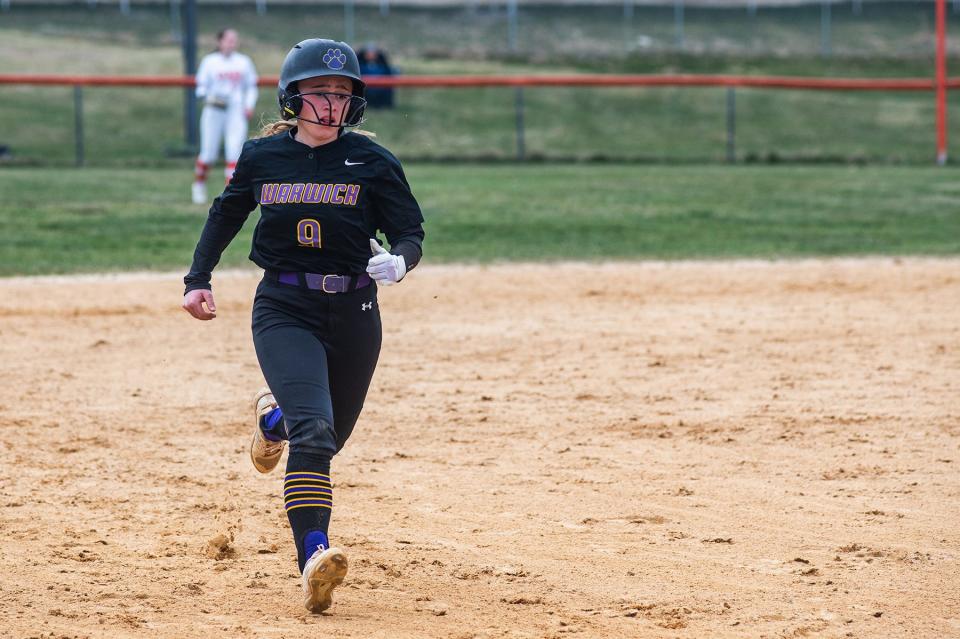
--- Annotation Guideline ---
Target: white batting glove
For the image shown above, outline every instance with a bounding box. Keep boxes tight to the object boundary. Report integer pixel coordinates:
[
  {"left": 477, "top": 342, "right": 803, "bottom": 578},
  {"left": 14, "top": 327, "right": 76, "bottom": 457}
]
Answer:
[{"left": 367, "top": 238, "right": 406, "bottom": 286}]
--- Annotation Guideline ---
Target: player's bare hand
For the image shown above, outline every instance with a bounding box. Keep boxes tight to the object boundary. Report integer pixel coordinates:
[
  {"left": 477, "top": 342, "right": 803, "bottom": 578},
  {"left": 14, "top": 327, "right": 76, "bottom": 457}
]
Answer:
[
  {"left": 182, "top": 289, "right": 217, "bottom": 320},
  {"left": 244, "top": 108, "right": 254, "bottom": 120}
]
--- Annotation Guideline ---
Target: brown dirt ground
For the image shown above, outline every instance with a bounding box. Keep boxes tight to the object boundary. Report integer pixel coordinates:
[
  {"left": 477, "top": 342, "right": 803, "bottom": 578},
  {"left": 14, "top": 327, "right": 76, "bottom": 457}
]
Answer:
[{"left": 0, "top": 259, "right": 958, "bottom": 639}]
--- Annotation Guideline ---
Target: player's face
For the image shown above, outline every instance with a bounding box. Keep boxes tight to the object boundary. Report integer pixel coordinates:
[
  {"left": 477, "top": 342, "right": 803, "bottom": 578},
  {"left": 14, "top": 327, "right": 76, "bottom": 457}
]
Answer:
[
  {"left": 218, "top": 30, "right": 238, "bottom": 55},
  {"left": 298, "top": 76, "right": 355, "bottom": 128}
]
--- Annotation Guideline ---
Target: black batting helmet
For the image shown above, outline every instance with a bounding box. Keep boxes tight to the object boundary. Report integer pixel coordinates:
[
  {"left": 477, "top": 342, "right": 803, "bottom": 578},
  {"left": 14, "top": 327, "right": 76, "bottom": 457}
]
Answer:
[{"left": 277, "top": 39, "right": 366, "bottom": 127}]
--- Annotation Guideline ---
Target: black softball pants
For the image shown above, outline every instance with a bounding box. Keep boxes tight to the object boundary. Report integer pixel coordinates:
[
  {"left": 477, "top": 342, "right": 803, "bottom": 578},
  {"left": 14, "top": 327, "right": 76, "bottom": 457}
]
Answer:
[{"left": 251, "top": 276, "right": 382, "bottom": 456}]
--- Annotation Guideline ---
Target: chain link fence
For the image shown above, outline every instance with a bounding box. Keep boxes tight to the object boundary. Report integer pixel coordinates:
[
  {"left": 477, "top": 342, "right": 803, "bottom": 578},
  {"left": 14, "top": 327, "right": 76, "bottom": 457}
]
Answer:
[{"left": 0, "top": 1, "right": 957, "bottom": 165}]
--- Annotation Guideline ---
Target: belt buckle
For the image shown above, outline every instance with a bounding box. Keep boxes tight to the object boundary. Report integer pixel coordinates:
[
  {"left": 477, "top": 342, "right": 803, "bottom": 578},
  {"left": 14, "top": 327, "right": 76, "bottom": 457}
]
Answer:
[{"left": 321, "top": 275, "right": 339, "bottom": 293}]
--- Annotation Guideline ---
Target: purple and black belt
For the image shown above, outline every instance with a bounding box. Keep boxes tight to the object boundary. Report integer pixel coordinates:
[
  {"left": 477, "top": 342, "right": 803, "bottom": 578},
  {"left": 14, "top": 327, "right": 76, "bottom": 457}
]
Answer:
[{"left": 267, "top": 270, "right": 371, "bottom": 293}]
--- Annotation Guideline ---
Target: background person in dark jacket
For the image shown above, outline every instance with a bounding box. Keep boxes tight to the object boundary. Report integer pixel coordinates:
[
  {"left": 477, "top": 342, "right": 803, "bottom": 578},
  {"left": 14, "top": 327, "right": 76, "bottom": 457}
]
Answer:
[{"left": 357, "top": 43, "right": 395, "bottom": 109}]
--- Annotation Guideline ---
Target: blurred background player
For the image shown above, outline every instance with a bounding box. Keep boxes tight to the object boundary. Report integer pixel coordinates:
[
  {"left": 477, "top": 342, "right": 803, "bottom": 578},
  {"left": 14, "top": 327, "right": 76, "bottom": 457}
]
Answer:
[
  {"left": 356, "top": 43, "right": 395, "bottom": 109},
  {"left": 191, "top": 28, "right": 259, "bottom": 205}
]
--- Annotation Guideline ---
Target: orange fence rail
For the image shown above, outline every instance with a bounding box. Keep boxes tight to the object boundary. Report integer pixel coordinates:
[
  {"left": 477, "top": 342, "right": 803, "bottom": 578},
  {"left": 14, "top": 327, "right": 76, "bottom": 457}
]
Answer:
[{"left": 2, "top": 73, "right": 960, "bottom": 90}]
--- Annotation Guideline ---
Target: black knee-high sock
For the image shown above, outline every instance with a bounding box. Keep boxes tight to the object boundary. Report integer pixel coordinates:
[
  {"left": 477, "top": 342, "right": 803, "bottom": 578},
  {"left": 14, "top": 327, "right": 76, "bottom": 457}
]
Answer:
[{"left": 284, "top": 450, "right": 333, "bottom": 572}]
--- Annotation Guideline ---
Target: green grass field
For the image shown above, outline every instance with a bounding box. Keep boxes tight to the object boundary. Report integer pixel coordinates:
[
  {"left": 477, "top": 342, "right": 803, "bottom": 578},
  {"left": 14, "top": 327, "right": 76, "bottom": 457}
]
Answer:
[
  {"left": 1, "top": 165, "right": 958, "bottom": 276},
  {"left": 2, "top": 3, "right": 960, "bottom": 166}
]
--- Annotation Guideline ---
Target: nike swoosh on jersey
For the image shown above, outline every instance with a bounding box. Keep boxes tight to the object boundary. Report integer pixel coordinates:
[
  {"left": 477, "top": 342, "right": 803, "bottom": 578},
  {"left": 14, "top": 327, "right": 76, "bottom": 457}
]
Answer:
[{"left": 344, "top": 159, "right": 365, "bottom": 166}]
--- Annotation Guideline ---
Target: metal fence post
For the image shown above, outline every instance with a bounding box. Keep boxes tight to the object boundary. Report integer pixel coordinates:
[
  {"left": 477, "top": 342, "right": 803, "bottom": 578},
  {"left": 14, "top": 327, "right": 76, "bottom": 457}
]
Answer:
[
  {"left": 120, "top": 0, "right": 130, "bottom": 16},
  {"left": 623, "top": 0, "right": 634, "bottom": 50},
  {"left": 344, "top": 0, "right": 355, "bottom": 44},
  {"left": 74, "top": 86, "right": 85, "bottom": 167},
  {"left": 820, "top": 0, "right": 832, "bottom": 57},
  {"left": 852, "top": 0, "right": 862, "bottom": 16},
  {"left": 514, "top": 87, "right": 526, "bottom": 161},
  {"left": 169, "top": 0, "right": 180, "bottom": 42},
  {"left": 726, "top": 87, "right": 736, "bottom": 163},
  {"left": 182, "top": 0, "right": 198, "bottom": 147},
  {"left": 674, "top": 0, "right": 685, "bottom": 50},
  {"left": 937, "top": 0, "right": 948, "bottom": 165},
  {"left": 507, "top": 0, "right": 518, "bottom": 52},
  {"left": 256, "top": 0, "right": 266, "bottom": 15},
  {"left": 380, "top": 0, "right": 389, "bottom": 16},
  {"left": 0, "top": 0, "right": 9, "bottom": 11}
]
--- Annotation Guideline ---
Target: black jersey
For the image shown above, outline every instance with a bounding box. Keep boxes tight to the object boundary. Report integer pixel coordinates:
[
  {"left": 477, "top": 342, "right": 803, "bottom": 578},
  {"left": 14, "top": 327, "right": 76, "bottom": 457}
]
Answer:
[{"left": 184, "top": 129, "right": 424, "bottom": 293}]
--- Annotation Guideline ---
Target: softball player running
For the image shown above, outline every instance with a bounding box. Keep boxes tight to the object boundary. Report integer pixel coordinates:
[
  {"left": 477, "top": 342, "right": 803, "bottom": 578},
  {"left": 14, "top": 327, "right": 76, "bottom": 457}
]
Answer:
[
  {"left": 192, "top": 28, "right": 259, "bottom": 205},
  {"left": 181, "top": 38, "right": 424, "bottom": 613}
]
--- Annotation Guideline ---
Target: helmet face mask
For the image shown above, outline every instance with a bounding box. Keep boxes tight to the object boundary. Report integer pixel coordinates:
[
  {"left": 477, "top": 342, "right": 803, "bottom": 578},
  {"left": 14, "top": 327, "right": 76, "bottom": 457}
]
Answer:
[
  {"left": 277, "top": 39, "right": 367, "bottom": 128},
  {"left": 286, "top": 90, "right": 367, "bottom": 128}
]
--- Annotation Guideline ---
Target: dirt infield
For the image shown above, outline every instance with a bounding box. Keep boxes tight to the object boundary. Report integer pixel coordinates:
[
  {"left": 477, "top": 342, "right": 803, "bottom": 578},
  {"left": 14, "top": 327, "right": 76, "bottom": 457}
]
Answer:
[{"left": 0, "top": 260, "right": 958, "bottom": 639}]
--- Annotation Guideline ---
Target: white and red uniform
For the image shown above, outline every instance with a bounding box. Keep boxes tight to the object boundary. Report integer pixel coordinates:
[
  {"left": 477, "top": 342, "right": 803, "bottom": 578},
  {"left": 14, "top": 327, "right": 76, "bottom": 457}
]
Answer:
[{"left": 195, "top": 50, "right": 258, "bottom": 182}]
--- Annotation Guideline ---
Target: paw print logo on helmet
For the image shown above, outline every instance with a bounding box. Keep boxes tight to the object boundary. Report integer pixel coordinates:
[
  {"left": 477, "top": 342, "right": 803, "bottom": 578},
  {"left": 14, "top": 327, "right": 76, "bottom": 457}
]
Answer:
[{"left": 322, "top": 48, "right": 347, "bottom": 71}]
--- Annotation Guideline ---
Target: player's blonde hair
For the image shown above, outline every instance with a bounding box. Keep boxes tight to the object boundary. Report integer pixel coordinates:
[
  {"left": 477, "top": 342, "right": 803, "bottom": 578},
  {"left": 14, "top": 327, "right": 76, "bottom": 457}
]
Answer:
[
  {"left": 257, "top": 119, "right": 375, "bottom": 139},
  {"left": 258, "top": 120, "right": 296, "bottom": 137}
]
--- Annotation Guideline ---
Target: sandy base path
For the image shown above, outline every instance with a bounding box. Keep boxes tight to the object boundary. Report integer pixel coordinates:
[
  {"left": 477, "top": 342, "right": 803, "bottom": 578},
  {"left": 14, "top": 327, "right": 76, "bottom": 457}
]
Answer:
[{"left": 0, "top": 259, "right": 958, "bottom": 639}]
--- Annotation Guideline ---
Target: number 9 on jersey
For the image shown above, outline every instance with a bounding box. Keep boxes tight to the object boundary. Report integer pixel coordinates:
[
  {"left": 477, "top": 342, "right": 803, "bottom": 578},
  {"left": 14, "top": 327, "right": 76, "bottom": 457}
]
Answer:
[{"left": 297, "top": 219, "right": 322, "bottom": 248}]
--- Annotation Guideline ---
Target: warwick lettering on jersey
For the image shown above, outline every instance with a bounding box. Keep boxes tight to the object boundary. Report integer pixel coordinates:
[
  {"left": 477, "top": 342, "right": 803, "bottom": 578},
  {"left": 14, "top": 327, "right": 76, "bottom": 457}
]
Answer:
[{"left": 260, "top": 183, "right": 361, "bottom": 206}]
